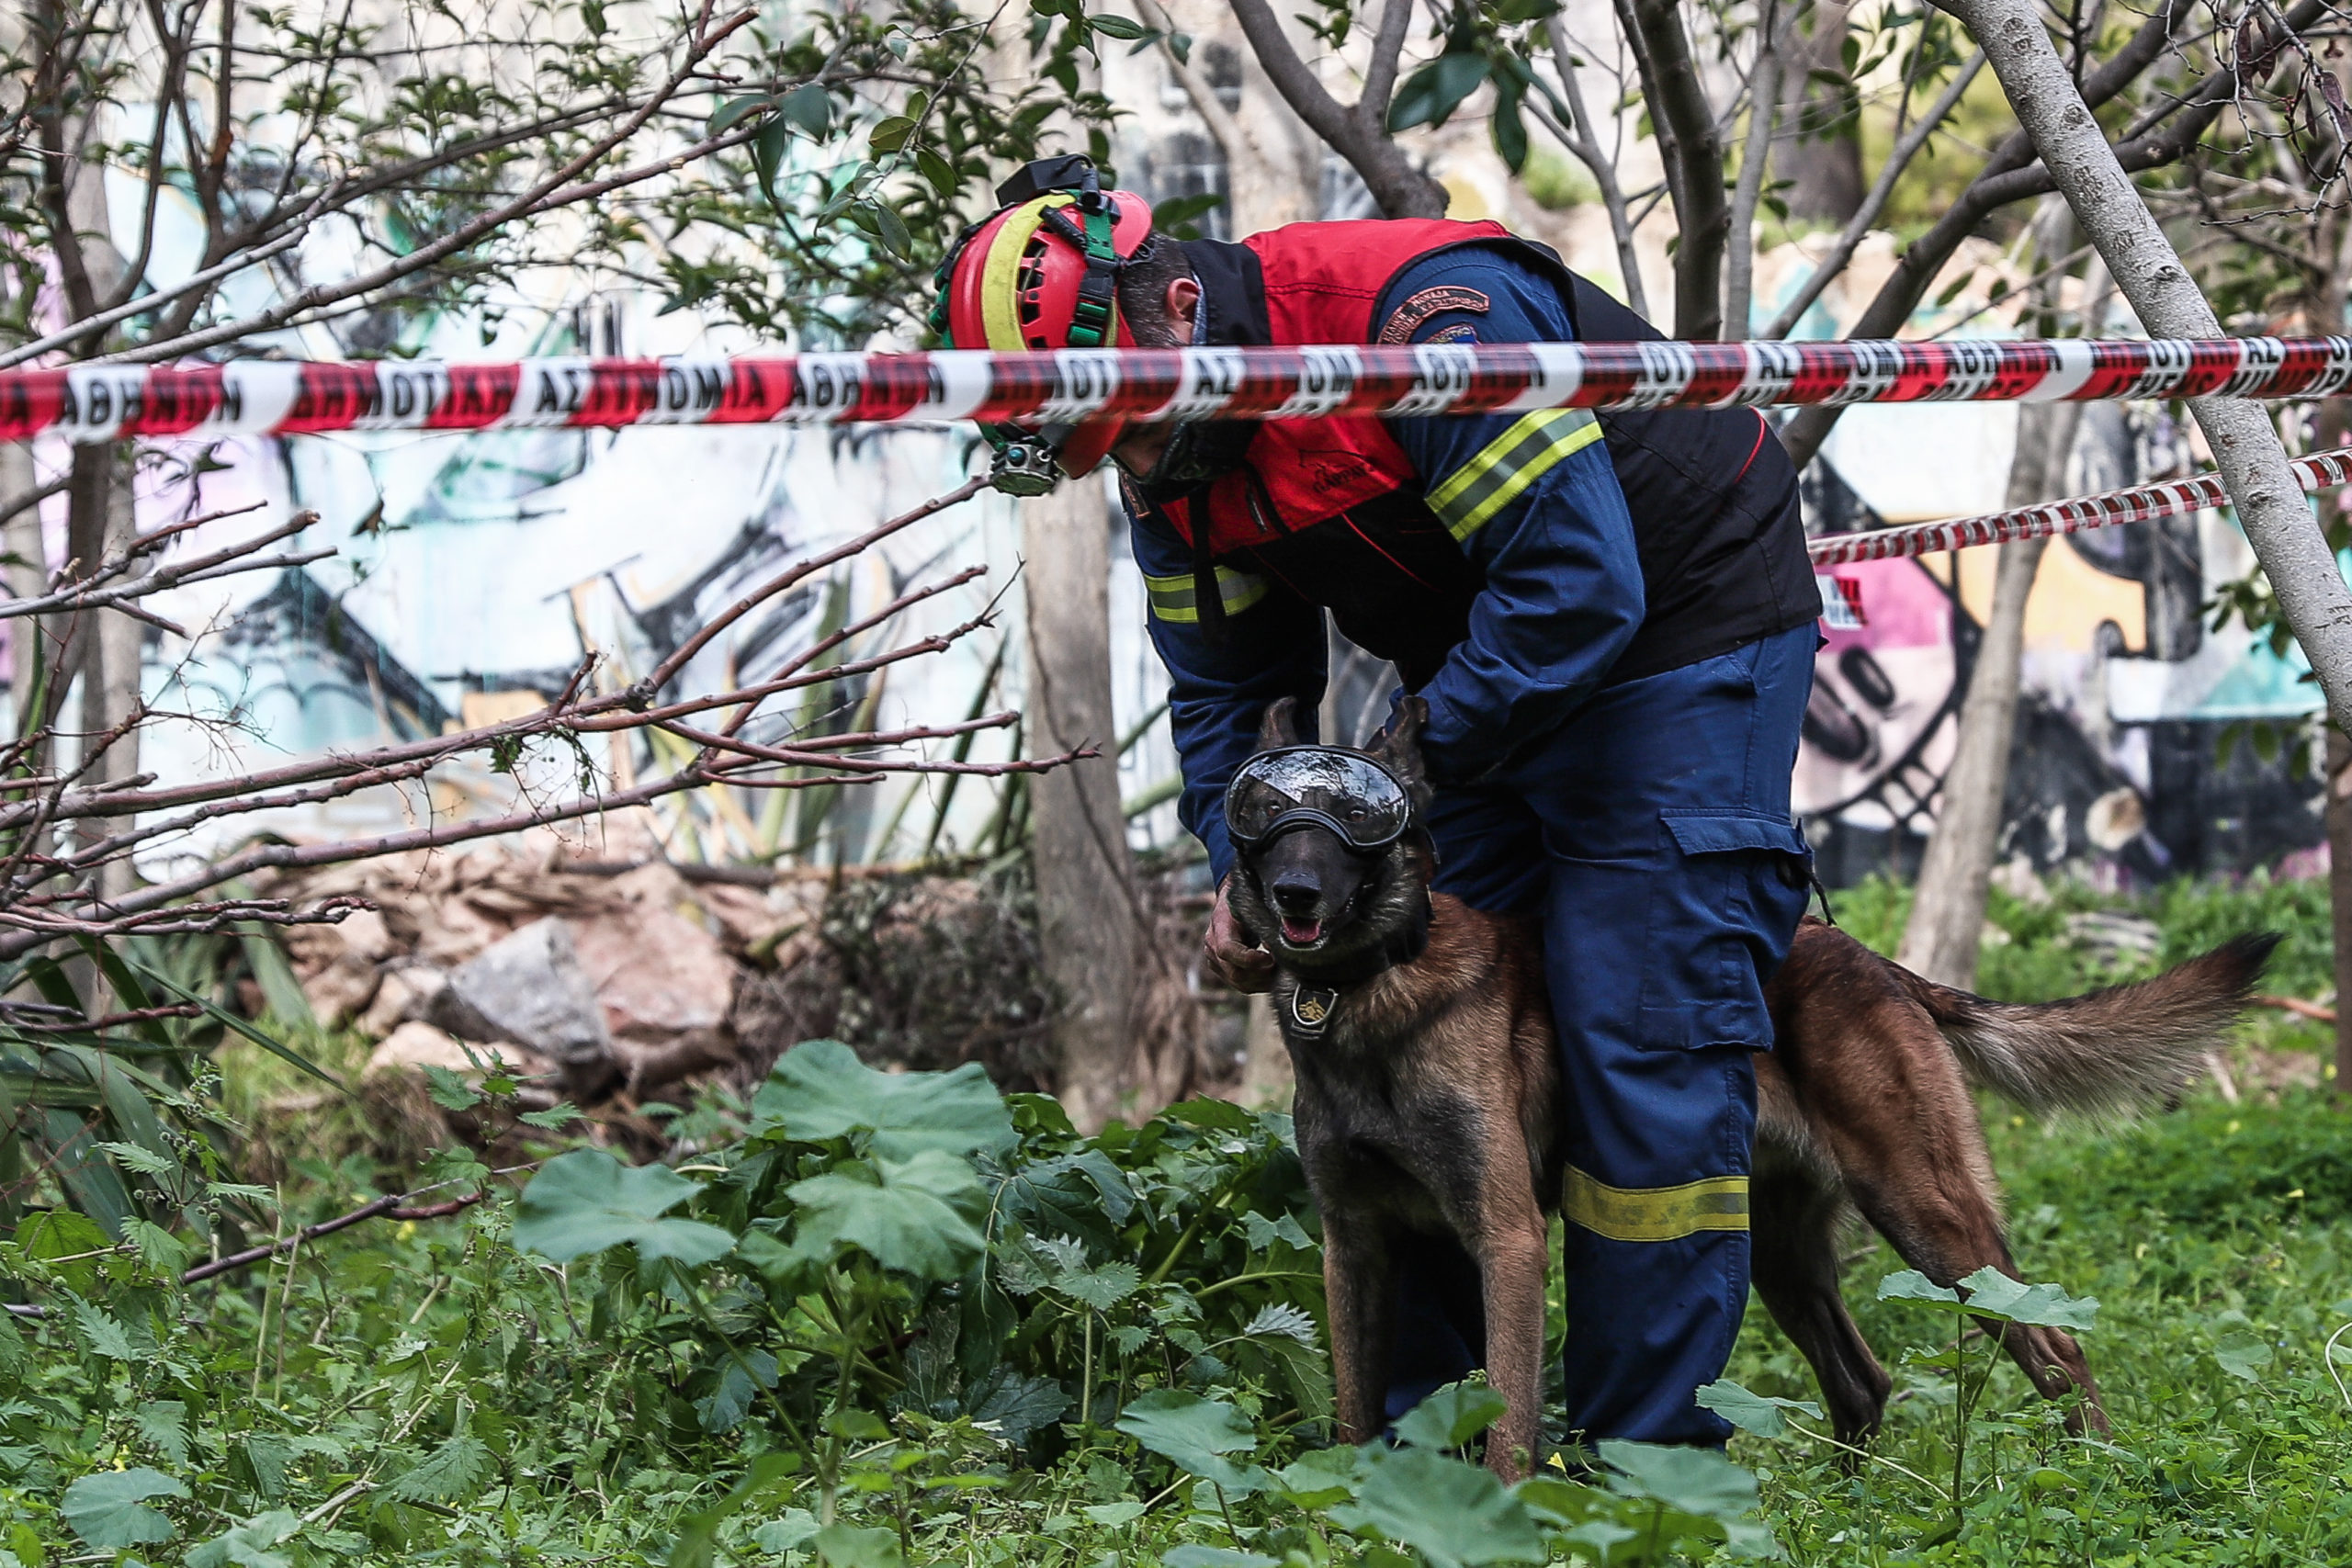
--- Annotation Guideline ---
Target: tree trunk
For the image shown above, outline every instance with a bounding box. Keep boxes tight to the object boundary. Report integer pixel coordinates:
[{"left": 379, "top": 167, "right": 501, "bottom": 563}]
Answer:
[
  {"left": 2330, "top": 728, "right": 2352, "bottom": 1096},
  {"left": 1778, "top": 0, "right": 1865, "bottom": 223},
  {"left": 1947, "top": 0, "right": 2352, "bottom": 736},
  {"left": 1023, "top": 479, "right": 1143, "bottom": 1132},
  {"left": 0, "top": 443, "right": 43, "bottom": 734},
  {"left": 1895, "top": 493, "right": 2060, "bottom": 987},
  {"left": 1898, "top": 199, "right": 2083, "bottom": 987}
]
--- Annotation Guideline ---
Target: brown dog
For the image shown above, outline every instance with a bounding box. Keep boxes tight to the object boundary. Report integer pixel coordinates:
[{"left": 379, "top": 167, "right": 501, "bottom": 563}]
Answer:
[{"left": 1227, "top": 697, "right": 2273, "bottom": 1478}]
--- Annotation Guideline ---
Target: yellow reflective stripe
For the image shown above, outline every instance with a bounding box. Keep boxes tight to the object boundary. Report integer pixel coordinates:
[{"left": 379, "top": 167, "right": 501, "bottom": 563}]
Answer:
[
  {"left": 1425, "top": 409, "right": 1604, "bottom": 541},
  {"left": 1143, "top": 567, "right": 1269, "bottom": 624},
  {"left": 1562, "top": 1166, "right": 1749, "bottom": 1243},
  {"left": 978, "top": 196, "right": 1069, "bottom": 352}
]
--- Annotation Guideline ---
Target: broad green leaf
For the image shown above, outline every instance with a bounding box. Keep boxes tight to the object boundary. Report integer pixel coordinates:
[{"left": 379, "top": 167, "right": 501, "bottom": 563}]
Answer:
[
  {"left": 1162, "top": 1551, "right": 1275, "bottom": 1568},
  {"left": 1239, "top": 1301, "right": 1317, "bottom": 1346},
  {"left": 966, "top": 1365, "right": 1069, "bottom": 1442},
  {"left": 1595, "top": 1439, "right": 1759, "bottom": 1524},
  {"left": 1876, "top": 1269, "right": 1963, "bottom": 1309},
  {"left": 1333, "top": 1448, "right": 1544, "bottom": 1567},
  {"left": 2213, "top": 1328, "right": 2275, "bottom": 1382},
  {"left": 780, "top": 83, "right": 831, "bottom": 137},
  {"left": 1089, "top": 14, "right": 1149, "bottom": 39},
  {"left": 62, "top": 1466, "right": 187, "bottom": 1547},
  {"left": 813, "top": 1521, "right": 903, "bottom": 1568},
  {"left": 866, "top": 115, "right": 916, "bottom": 153},
  {"left": 708, "top": 93, "right": 774, "bottom": 135},
  {"left": 1394, "top": 1382, "right": 1509, "bottom": 1450},
  {"left": 187, "top": 1509, "right": 299, "bottom": 1568},
  {"left": 874, "top": 202, "right": 914, "bottom": 259},
  {"left": 787, "top": 1149, "right": 986, "bottom": 1280},
  {"left": 1954, "top": 1266, "right": 2098, "bottom": 1330},
  {"left": 1081, "top": 1501, "right": 1148, "bottom": 1528},
  {"left": 753, "top": 115, "right": 792, "bottom": 206},
  {"left": 1695, "top": 1378, "right": 1824, "bottom": 1439},
  {"left": 1386, "top": 52, "right": 1490, "bottom": 132},
  {"left": 1115, "top": 1389, "right": 1265, "bottom": 1493},
  {"left": 755, "top": 1040, "right": 1013, "bottom": 1160},
  {"left": 513, "top": 1149, "right": 735, "bottom": 1267},
  {"left": 916, "top": 147, "right": 959, "bottom": 197}
]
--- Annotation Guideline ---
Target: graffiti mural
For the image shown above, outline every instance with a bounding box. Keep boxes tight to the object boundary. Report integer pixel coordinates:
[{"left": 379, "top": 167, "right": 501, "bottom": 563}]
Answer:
[{"left": 1797, "top": 402, "right": 2326, "bottom": 888}]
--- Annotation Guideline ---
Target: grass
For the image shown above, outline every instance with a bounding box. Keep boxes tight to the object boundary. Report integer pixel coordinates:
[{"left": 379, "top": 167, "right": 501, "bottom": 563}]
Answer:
[{"left": 6, "top": 871, "right": 2352, "bottom": 1564}]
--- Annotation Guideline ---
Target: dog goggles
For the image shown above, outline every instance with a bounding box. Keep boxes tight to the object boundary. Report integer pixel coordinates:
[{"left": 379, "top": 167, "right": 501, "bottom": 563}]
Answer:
[{"left": 1222, "top": 747, "right": 1413, "bottom": 852}]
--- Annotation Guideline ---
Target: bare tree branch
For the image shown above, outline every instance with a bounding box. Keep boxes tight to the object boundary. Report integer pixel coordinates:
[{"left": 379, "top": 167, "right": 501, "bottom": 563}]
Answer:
[
  {"left": 1761, "top": 51, "right": 1987, "bottom": 341},
  {"left": 1227, "top": 0, "right": 1447, "bottom": 218},
  {"left": 1724, "top": 1, "right": 1784, "bottom": 341},
  {"left": 1536, "top": 14, "right": 1651, "bottom": 321},
  {"left": 1621, "top": 0, "right": 1727, "bottom": 337}
]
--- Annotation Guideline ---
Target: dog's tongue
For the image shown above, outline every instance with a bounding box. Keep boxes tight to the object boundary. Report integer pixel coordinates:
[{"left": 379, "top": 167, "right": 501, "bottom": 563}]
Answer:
[{"left": 1282, "top": 916, "right": 1323, "bottom": 946}]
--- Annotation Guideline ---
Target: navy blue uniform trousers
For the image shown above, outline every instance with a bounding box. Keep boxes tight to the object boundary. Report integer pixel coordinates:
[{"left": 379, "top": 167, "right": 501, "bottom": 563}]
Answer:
[{"left": 1381, "top": 622, "right": 1817, "bottom": 1447}]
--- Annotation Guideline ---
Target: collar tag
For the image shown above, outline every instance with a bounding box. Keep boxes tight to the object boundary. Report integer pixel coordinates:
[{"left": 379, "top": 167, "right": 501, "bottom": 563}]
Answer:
[{"left": 1287, "top": 986, "right": 1340, "bottom": 1038}]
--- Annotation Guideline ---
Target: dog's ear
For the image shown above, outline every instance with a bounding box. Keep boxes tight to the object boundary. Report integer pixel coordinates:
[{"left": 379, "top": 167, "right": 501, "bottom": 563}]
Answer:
[
  {"left": 1256, "top": 697, "right": 1304, "bottom": 751},
  {"left": 1364, "top": 697, "right": 1432, "bottom": 805}
]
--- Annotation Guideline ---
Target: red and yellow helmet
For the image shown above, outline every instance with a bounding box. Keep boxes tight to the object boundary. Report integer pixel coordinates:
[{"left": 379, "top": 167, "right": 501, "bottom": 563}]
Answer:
[{"left": 933, "top": 156, "right": 1156, "bottom": 485}]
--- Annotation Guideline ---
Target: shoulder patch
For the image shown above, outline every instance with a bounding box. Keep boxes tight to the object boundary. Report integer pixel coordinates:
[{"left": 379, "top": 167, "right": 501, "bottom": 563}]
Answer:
[{"left": 1377, "top": 286, "right": 1491, "bottom": 344}]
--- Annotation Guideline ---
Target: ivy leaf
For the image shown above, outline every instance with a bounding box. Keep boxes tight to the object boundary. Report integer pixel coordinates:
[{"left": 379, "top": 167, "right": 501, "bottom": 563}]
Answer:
[
  {"left": 62, "top": 1467, "right": 187, "bottom": 1547},
  {"left": 1393, "top": 1383, "right": 1508, "bottom": 1450},
  {"left": 1694, "top": 1378, "right": 1824, "bottom": 1439},
  {"left": 1386, "top": 52, "right": 1490, "bottom": 132},
  {"left": 513, "top": 1149, "right": 735, "bottom": 1268},
  {"left": 787, "top": 1150, "right": 987, "bottom": 1280},
  {"left": 754, "top": 1040, "right": 1013, "bottom": 1161},
  {"left": 390, "top": 1432, "right": 494, "bottom": 1503}
]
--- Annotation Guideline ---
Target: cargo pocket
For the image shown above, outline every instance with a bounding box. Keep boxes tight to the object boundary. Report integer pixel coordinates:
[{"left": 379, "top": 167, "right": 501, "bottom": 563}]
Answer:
[{"left": 1634, "top": 808, "right": 1814, "bottom": 1051}]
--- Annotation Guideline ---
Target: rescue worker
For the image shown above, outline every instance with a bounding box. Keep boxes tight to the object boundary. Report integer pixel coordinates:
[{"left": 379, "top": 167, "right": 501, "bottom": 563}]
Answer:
[{"left": 933, "top": 155, "right": 1820, "bottom": 1448}]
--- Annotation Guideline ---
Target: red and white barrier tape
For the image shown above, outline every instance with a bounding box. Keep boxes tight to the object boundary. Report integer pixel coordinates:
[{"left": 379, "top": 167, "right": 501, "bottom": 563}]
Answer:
[
  {"left": 1808, "top": 446, "right": 2352, "bottom": 567},
  {"left": 11, "top": 335, "right": 2352, "bottom": 442}
]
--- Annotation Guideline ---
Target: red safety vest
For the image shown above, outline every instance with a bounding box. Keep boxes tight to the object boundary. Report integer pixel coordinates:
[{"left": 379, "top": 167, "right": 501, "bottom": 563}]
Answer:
[{"left": 1149, "top": 218, "right": 1514, "bottom": 556}]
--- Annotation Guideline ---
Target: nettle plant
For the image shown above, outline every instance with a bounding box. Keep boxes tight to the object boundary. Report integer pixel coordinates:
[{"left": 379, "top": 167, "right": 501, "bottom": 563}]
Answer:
[{"left": 509, "top": 1043, "right": 1780, "bottom": 1567}]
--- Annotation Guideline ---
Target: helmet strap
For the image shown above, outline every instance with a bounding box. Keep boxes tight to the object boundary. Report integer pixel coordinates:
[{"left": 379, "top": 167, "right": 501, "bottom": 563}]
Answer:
[{"left": 1036, "top": 200, "right": 1125, "bottom": 349}]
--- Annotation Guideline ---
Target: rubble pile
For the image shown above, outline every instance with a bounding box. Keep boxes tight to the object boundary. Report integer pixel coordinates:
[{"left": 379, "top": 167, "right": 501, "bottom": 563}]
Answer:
[{"left": 266, "top": 848, "right": 1072, "bottom": 1111}]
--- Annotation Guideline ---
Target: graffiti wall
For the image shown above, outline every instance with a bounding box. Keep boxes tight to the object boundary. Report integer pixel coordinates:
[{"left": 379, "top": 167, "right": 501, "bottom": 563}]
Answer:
[{"left": 1798, "top": 400, "right": 2326, "bottom": 889}]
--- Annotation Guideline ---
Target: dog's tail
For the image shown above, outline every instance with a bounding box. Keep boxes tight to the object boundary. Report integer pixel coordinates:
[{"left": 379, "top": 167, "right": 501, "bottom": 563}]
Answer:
[{"left": 1896, "top": 932, "right": 2280, "bottom": 1117}]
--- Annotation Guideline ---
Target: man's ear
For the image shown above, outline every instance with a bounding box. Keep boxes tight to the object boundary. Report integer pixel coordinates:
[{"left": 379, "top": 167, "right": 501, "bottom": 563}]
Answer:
[
  {"left": 1166, "top": 275, "right": 1201, "bottom": 343},
  {"left": 1365, "top": 697, "right": 1431, "bottom": 805},
  {"left": 1257, "top": 696, "right": 1304, "bottom": 750}
]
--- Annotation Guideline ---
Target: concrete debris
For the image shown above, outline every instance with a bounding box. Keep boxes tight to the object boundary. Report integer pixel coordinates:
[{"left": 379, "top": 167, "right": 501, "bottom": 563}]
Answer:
[
  {"left": 258, "top": 844, "right": 1223, "bottom": 1114},
  {"left": 434, "top": 918, "right": 611, "bottom": 1093},
  {"left": 365, "top": 1020, "right": 552, "bottom": 1081}
]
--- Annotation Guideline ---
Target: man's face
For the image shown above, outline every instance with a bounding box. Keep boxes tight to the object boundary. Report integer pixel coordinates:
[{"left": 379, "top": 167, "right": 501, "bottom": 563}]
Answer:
[{"left": 1107, "top": 275, "right": 1202, "bottom": 478}]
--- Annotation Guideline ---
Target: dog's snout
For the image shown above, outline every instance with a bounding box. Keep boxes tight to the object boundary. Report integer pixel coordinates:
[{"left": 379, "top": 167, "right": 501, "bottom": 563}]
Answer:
[{"left": 1270, "top": 874, "right": 1322, "bottom": 915}]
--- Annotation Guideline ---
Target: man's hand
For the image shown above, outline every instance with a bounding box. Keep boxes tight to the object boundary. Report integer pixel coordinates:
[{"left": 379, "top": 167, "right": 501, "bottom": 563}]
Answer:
[{"left": 1204, "top": 879, "right": 1276, "bottom": 994}]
